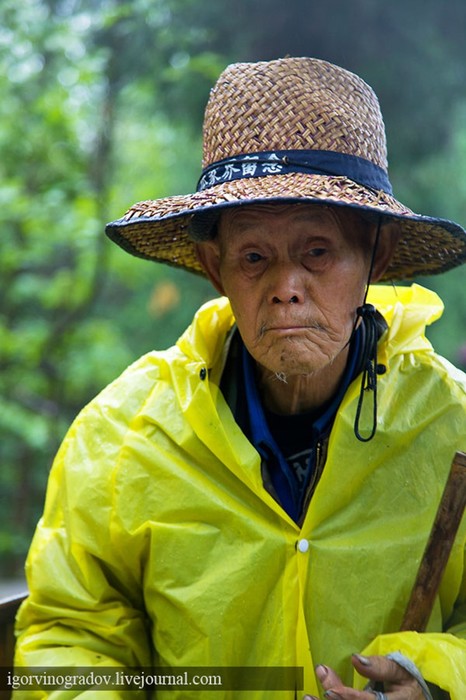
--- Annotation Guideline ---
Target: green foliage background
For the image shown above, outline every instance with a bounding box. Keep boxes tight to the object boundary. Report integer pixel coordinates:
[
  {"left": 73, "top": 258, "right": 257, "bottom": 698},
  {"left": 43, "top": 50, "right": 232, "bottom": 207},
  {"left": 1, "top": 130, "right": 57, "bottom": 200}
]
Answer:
[{"left": 1, "top": 0, "right": 465, "bottom": 576}]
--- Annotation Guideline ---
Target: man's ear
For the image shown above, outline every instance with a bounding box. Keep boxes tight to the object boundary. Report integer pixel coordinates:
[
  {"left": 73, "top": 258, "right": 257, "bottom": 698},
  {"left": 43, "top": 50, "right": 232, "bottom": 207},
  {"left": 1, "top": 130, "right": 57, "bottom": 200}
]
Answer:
[
  {"left": 195, "top": 241, "right": 226, "bottom": 296},
  {"left": 370, "top": 221, "right": 401, "bottom": 282}
]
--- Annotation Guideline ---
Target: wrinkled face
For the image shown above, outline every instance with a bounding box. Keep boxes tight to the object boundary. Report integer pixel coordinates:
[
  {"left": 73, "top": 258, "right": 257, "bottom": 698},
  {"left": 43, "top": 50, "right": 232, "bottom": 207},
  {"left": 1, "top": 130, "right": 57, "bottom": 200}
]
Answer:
[{"left": 198, "top": 203, "right": 384, "bottom": 379}]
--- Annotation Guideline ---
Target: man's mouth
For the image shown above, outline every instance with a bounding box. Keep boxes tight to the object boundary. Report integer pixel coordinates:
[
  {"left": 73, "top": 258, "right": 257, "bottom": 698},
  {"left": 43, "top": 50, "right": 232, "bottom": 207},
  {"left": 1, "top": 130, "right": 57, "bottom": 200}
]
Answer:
[
  {"left": 263, "top": 321, "right": 325, "bottom": 333},
  {"left": 268, "top": 325, "right": 309, "bottom": 332}
]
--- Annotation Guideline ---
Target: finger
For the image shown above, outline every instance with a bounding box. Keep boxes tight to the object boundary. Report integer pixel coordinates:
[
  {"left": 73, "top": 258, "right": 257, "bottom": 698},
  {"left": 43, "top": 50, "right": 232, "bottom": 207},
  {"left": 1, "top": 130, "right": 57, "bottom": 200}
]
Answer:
[
  {"left": 315, "top": 663, "right": 345, "bottom": 691},
  {"left": 352, "top": 654, "right": 425, "bottom": 700},
  {"left": 314, "top": 665, "right": 368, "bottom": 699},
  {"left": 352, "top": 654, "right": 412, "bottom": 684}
]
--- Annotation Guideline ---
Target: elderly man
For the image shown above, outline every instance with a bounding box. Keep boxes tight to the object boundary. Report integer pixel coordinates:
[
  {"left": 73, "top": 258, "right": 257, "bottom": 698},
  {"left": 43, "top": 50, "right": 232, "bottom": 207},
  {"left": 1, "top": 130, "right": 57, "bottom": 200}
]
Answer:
[{"left": 15, "top": 58, "right": 466, "bottom": 699}]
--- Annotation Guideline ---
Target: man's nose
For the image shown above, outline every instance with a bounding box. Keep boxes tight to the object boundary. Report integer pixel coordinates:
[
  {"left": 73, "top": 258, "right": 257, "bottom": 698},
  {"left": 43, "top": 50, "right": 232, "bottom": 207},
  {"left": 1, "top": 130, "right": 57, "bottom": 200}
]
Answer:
[{"left": 267, "top": 262, "right": 305, "bottom": 305}]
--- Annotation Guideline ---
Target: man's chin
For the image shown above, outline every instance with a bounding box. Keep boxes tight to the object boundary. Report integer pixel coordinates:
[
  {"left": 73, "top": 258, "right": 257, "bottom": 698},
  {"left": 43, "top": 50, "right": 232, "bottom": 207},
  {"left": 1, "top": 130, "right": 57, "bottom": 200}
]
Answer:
[
  {"left": 248, "top": 335, "right": 346, "bottom": 376},
  {"left": 256, "top": 353, "right": 330, "bottom": 379}
]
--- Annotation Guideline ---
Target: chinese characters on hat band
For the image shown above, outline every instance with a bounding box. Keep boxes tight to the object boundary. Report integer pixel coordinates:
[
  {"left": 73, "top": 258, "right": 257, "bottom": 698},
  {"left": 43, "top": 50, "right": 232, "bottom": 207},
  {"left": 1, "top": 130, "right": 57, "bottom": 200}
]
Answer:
[{"left": 197, "top": 149, "right": 394, "bottom": 196}]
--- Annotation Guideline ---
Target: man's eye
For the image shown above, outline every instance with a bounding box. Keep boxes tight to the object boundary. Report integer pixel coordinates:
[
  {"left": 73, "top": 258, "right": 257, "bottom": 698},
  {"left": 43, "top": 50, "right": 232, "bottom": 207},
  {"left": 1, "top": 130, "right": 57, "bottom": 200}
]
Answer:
[
  {"left": 245, "top": 252, "right": 264, "bottom": 263},
  {"left": 308, "top": 248, "right": 327, "bottom": 257}
]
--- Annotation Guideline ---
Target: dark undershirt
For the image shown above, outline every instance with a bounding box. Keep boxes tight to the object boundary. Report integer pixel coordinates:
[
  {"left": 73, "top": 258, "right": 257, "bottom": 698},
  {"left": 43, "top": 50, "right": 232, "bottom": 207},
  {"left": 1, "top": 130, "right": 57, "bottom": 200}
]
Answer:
[{"left": 263, "top": 408, "right": 316, "bottom": 489}]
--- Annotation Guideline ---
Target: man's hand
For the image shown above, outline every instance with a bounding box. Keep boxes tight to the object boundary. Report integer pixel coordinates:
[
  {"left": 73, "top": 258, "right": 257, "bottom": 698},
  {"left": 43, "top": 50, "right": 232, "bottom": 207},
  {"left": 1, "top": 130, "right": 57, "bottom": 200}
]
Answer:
[{"left": 303, "top": 653, "right": 425, "bottom": 699}]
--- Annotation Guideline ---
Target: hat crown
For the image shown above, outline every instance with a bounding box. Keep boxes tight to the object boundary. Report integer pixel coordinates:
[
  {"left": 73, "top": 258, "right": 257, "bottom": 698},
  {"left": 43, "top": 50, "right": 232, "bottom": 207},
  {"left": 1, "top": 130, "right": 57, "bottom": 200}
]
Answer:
[{"left": 202, "top": 57, "right": 388, "bottom": 171}]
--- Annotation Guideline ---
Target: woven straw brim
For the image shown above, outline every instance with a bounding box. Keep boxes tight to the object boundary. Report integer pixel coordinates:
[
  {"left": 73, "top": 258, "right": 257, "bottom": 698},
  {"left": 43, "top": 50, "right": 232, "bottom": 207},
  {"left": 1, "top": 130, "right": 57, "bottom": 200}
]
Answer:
[{"left": 106, "top": 172, "right": 466, "bottom": 281}]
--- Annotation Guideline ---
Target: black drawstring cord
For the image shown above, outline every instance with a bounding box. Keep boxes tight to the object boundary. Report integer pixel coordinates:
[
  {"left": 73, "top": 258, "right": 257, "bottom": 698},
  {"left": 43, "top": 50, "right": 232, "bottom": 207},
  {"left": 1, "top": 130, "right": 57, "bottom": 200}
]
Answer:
[
  {"left": 354, "top": 304, "right": 380, "bottom": 442},
  {"left": 353, "top": 216, "right": 384, "bottom": 442}
]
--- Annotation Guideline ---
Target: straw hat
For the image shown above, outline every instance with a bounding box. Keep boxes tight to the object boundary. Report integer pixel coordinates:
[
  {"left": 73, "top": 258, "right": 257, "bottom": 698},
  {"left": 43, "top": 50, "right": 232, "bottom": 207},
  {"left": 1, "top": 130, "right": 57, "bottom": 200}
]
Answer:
[{"left": 106, "top": 57, "right": 466, "bottom": 280}]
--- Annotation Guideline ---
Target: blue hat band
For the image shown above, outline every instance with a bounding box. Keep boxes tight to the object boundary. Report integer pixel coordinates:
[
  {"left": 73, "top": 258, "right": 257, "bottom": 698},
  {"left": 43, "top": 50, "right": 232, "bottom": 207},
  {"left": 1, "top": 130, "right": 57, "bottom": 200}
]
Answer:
[{"left": 197, "top": 149, "right": 393, "bottom": 196}]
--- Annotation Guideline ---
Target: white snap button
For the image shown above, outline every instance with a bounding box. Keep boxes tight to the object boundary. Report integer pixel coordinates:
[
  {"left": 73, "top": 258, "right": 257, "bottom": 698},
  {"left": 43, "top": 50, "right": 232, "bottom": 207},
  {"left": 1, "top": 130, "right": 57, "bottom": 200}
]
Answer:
[{"left": 297, "top": 538, "right": 309, "bottom": 553}]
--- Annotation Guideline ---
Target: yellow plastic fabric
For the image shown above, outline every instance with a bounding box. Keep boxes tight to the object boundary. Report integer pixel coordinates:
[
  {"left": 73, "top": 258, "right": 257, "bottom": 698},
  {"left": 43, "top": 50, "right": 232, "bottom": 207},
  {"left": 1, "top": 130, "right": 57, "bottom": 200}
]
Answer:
[{"left": 14, "top": 284, "right": 466, "bottom": 699}]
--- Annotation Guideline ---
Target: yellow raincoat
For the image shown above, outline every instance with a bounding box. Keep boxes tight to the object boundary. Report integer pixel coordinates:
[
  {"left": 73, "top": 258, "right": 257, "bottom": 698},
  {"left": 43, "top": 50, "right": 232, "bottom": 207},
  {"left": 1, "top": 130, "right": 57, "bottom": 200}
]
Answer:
[{"left": 14, "top": 284, "right": 466, "bottom": 699}]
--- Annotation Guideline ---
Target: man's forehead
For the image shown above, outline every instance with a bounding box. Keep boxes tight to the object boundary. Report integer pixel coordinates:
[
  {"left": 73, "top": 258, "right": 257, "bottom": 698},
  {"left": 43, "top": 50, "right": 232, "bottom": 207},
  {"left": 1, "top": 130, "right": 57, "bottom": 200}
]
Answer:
[
  {"left": 219, "top": 202, "right": 335, "bottom": 228},
  {"left": 214, "top": 202, "right": 374, "bottom": 251}
]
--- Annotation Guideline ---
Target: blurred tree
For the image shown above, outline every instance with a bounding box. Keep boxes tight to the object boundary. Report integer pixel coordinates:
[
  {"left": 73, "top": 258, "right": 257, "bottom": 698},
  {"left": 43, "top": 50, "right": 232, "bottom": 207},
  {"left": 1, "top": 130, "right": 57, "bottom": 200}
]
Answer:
[
  {"left": 0, "top": 0, "right": 465, "bottom": 575},
  {"left": 0, "top": 0, "right": 217, "bottom": 573},
  {"left": 0, "top": 0, "right": 116, "bottom": 570}
]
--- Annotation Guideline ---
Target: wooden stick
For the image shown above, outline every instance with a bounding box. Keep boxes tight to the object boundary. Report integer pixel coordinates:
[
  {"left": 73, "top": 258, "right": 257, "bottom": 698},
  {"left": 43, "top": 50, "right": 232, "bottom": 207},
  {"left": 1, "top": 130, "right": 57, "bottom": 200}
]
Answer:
[{"left": 400, "top": 450, "right": 466, "bottom": 632}]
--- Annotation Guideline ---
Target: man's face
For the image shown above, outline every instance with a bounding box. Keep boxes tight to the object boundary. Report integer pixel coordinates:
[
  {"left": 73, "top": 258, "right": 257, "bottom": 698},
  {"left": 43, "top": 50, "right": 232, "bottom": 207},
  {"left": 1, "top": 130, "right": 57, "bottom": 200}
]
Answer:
[{"left": 198, "top": 203, "right": 385, "bottom": 380}]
